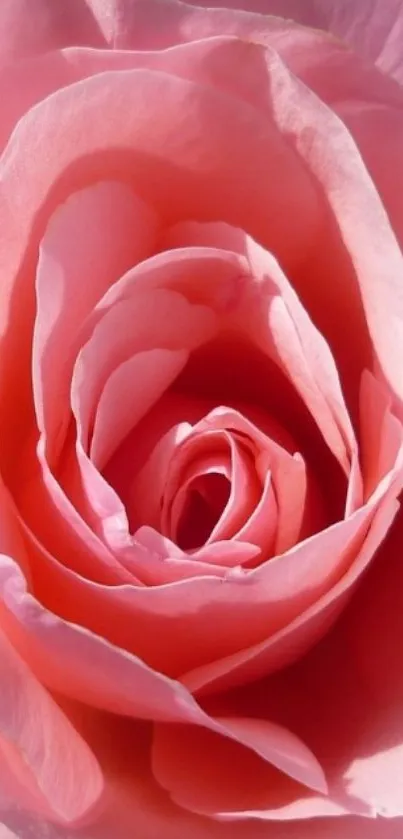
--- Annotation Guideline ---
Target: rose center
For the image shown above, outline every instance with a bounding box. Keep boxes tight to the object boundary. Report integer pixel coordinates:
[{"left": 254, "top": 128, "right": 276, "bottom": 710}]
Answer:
[{"left": 174, "top": 472, "right": 231, "bottom": 551}]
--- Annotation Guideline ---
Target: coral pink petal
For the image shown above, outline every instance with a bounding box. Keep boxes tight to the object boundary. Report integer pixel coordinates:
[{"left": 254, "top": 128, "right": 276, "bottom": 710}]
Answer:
[
  {"left": 260, "top": 500, "right": 403, "bottom": 820},
  {"left": 3, "top": 683, "right": 402, "bottom": 839},
  {"left": 33, "top": 181, "right": 158, "bottom": 458},
  {"left": 163, "top": 429, "right": 260, "bottom": 547},
  {"left": 239, "top": 237, "right": 356, "bottom": 474},
  {"left": 19, "top": 489, "right": 395, "bottom": 684},
  {"left": 68, "top": 291, "right": 215, "bottom": 543},
  {"left": 235, "top": 469, "right": 277, "bottom": 560},
  {"left": 216, "top": 716, "right": 327, "bottom": 793},
  {"left": 94, "top": 244, "right": 246, "bottom": 314},
  {"left": 123, "top": 547, "right": 229, "bottom": 585},
  {"left": 160, "top": 219, "right": 247, "bottom": 254},
  {"left": 122, "top": 537, "right": 260, "bottom": 586},
  {"left": 4, "top": 706, "right": 386, "bottom": 839},
  {"left": 90, "top": 349, "right": 188, "bottom": 469},
  {"left": 7, "top": 12, "right": 398, "bottom": 173},
  {"left": 174, "top": 0, "right": 403, "bottom": 87},
  {"left": 68, "top": 439, "right": 131, "bottom": 553},
  {"left": 153, "top": 715, "right": 327, "bottom": 819},
  {"left": 35, "top": 23, "right": 403, "bottom": 406},
  {"left": 18, "top": 438, "right": 132, "bottom": 584},
  {"left": 339, "top": 509, "right": 403, "bottom": 817},
  {"left": 2, "top": 36, "right": 402, "bottom": 463},
  {"left": 0, "top": 555, "right": 206, "bottom": 727},
  {"left": 71, "top": 289, "right": 217, "bottom": 452},
  {"left": 360, "top": 369, "right": 403, "bottom": 500},
  {"left": 164, "top": 432, "right": 232, "bottom": 545},
  {"left": 209, "top": 435, "right": 261, "bottom": 542},
  {"left": 198, "top": 408, "right": 307, "bottom": 554},
  {"left": 0, "top": 807, "right": 400, "bottom": 839},
  {"left": 0, "top": 59, "right": 320, "bottom": 380},
  {"left": 340, "top": 516, "right": 403, "bottom": 818},
  {"left": 296, "top": 0, "right": 403, "bottom": 85},
  {"left": 0, "top": 626, "right": 103, "bottom": 824},
  {"left": 183, "top": 483, "right": 400, "bottom": 696},
  {"left": 130, "top": 422, "right": 192, "bottom": 532},
  {"left": 0, "top": 826, "right": 20, "bottom": 839},
  {"left": 192, "top": 540, "right": 260, "bottom": 569},
  {"left": 129, "top": 528, "right": 260, "bottom": 583},
  {"left": 335, "top": 101, "right": 403, "bottom": 249},
  {"left": 0, "top": 0, "right": 105, "bottom": 65},
  {"left": 257, "top": 49, "right": 403, "bottom": 414},
  {"left": 132, "top": 32, "right": 403, "bottom": 414}
]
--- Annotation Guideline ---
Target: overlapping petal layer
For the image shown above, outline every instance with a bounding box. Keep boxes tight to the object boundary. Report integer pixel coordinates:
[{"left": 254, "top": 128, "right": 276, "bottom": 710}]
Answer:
[{"left": 0, "top": 3, "right": 402, "bottom": 837}]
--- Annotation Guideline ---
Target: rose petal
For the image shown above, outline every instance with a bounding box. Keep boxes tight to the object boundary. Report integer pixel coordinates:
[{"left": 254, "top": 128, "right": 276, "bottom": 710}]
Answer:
[
  {"left": 33, "top": 181, "right": 158, "bottom": 459},
  {"left": 19, "top": 470, "right": 395, "bottom": 685},
  {"left": 335, "top": 101, "right": 403, "bottom": 249},
  {"left": 122, "top": 530, "right": 245, "bottom": 584},
  {"left": 360, "top": 369, "right": 403, "bottom": 500},
  {"left": 0, "top": 554, "right": 206, "bottom": 726},
  {"left": 293, "top": 0, "right": 403, "bottom": 86},
  {"left": 129, "top": 422, "right": 192, "bottom": 532},
  {"left": 0, "top": 625, "right": 103, "bottom": 824},
  {"left": 239, "top": 237, "right": 357, "bottom": 475},
  {"left": 336, "top": 508, "right": 403, "bottom": 816},
  {"left": 160, "top": 429, "right": 260, "bottom": 548},
  {"left": 0, "top": 0, "right": 104, "bottom": 66},
  {"left": 0, "top": 57, "right": 321, "bottom": 479},
  {"left": 235, "top": 469, "right": 277, "bottom": 561},
  {"left": 197, "top": 408, "right": 307, "bottom": 554},
  {"left": 252, "top": 497, "right": 403, "bottom": 820},
  {"left": 90, "top": 348, "right": 188, "bottom": 469},
  {"left": 133, "top": 528, "right": 260, "bottom": 580},
  {"left": 153, "top": 715, "right": 327, "bottom": 819},
  {"left": 183, "top": 477, "right": 400, "bottom": 696},
  {"left": 24, "top": 438, "right": 133, "bottom": 584},
  {"left": 71, "top": 289, "right": 217, "bottom": 453},
  {"left": 179, "top": 0, "right": 403, "bottom": 87}
]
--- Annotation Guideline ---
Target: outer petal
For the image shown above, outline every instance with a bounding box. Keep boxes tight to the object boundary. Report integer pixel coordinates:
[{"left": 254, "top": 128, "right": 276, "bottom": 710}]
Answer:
[
  {"left": 84, "top": 0, "right": 403, "bottom": 89},
  {"left": 0, "top": 552, "right": 205, "bottom": 725},
  {"left": 22, "top": 478, "right": 395, "bottom": 683},
  {"left": 0, "top": 811, "right": 402, "bottom": 839},
  {"left": 181, "top": 0, "right": 403, "bottom": 86},
  {"left": 1, "top": 709, "right": 401, "bottom": 839},
  {"left": 215, "top": 506, "right": 403, "bottom": 823},
  {"left": 313, "top": 0, "right": 403, "bottom": 86},
  {"left": 0, "top": 698, "right": 401, "bottom": 837},
  {"left": 0, "top": 626, "right": 103, "bottom": 824},
  {"left": 183, "top": 481, "right": 400, "bottom": 694},
  {"left": 340, "top": 508, "right": 403, "bottom": 816},
  {"left": 0, "top": 0, "right": 105, "bottom": 66},
  {"left": 153, "top": 716, "right": 328, "bottom": 811}
]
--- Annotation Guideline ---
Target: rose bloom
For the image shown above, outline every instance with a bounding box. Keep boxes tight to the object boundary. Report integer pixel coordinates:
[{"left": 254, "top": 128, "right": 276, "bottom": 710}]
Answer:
[{"left": 1, "top": 0, "right": 403, "bottom": 837}]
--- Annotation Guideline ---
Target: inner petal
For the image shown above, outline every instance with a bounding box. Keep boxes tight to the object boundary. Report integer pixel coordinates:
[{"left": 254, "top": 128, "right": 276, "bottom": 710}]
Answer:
[
  {"left": 175, "top": 472, "right": 231, "bottom": 551},
  {"left": 156, "top": 427, "right": 263, "bottom": 554}
]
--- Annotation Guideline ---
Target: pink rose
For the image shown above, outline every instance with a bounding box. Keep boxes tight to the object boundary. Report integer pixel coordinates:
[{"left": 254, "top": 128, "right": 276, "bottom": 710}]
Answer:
[{"left": 1, "top": 1, "right": 403, "bottom": 837}]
